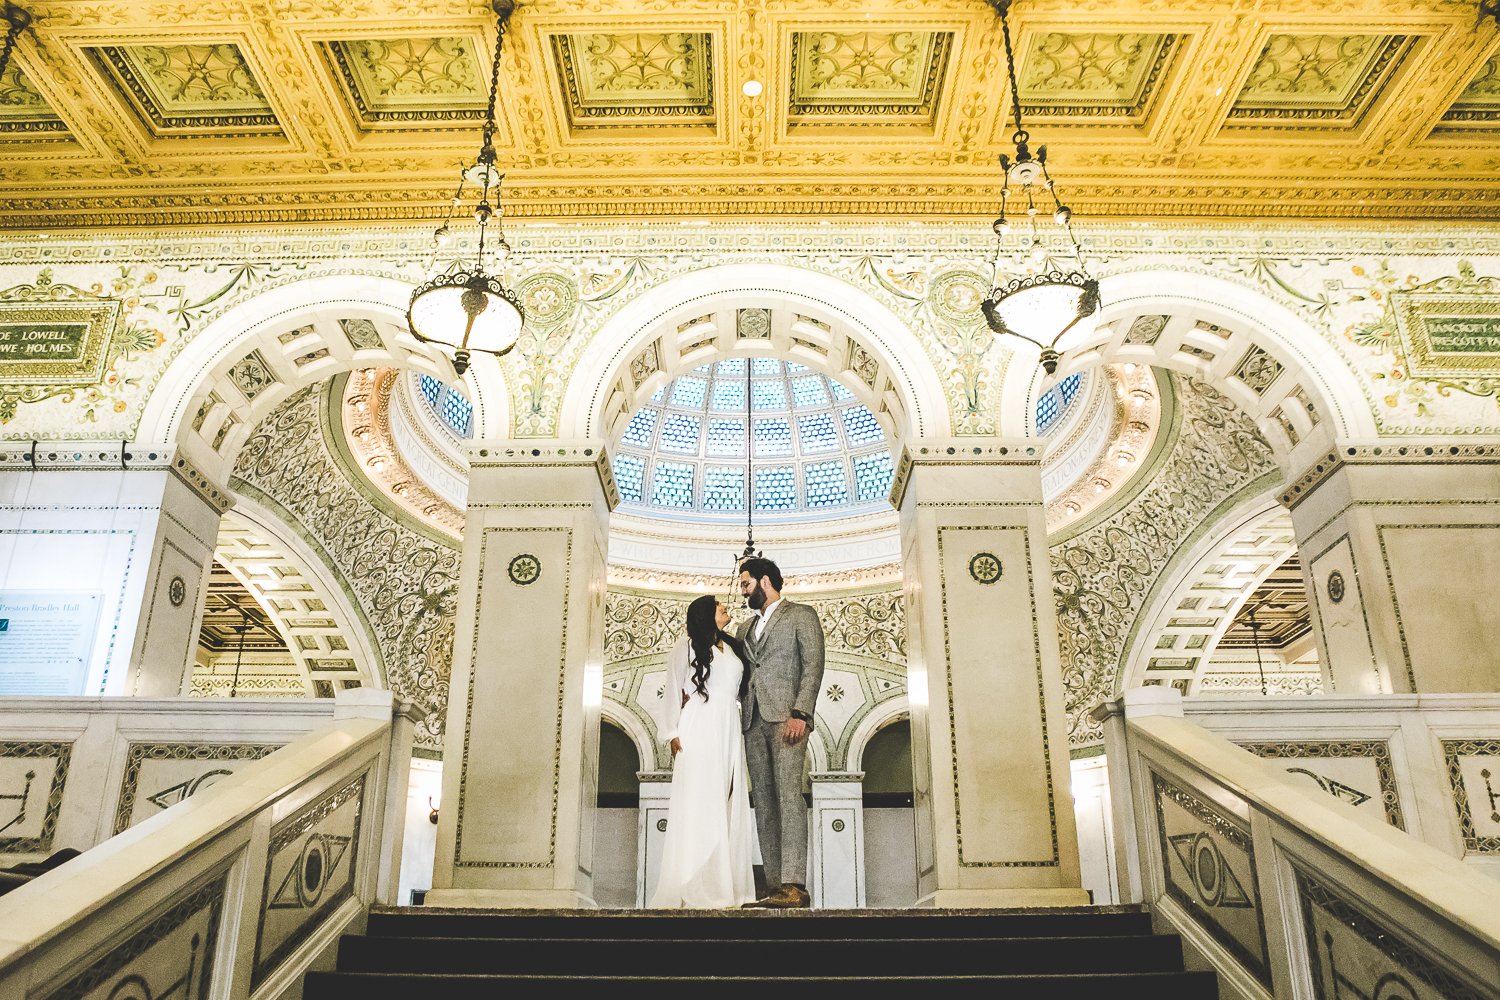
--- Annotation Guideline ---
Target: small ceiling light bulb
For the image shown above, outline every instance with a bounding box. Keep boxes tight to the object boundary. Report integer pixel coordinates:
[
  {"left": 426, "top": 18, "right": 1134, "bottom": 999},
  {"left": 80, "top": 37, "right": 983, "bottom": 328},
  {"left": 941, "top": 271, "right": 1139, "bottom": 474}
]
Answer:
[{"left": 743, "top": 80, "right": 763, "bottom": 97}]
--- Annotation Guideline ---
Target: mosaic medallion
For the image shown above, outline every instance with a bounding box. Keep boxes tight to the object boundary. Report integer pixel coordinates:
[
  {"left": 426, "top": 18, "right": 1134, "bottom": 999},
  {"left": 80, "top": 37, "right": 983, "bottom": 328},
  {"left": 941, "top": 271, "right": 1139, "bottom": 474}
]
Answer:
[
  {"left": 508, "top": 553, "right": 541, "bottom": 586},
  {"left": 168, "top": 575, "right": 186, "bottom": 606},
  {"left": 519, "top": 273, "right": 578, "bottom": 327},
  {"left": 1327, "top": 570, "right": 1346, "bottom": 604},
  {"left": 928, "top": 270, "right": 987, "bottom": 325},
  {"left": 968, "top": 552, "right": 1002, "bottom": 585}
]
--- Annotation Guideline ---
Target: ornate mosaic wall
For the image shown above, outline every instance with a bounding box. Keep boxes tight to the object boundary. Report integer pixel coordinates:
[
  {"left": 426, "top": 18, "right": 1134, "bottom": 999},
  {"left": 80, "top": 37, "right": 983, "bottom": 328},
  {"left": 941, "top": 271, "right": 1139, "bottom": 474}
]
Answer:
[
  {"left": 1053, "top": 374, "right": 1280, "bottom": 749},
  {"left": 0, "top": 225, "right": 1498, "bottom": 448},
  {"left": 233, "top": 384, "right": 458, "bottom": 750}
]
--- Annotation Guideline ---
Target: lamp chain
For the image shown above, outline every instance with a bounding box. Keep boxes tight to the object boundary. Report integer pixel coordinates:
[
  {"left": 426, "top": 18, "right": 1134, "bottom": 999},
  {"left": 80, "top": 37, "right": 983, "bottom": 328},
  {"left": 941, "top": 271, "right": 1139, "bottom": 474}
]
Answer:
[
  {"left": 996, "top": 2, "right": 1026, "bottom": 143},
  {"left": 0, "top": 4, "right": 33, "bottom": 84}
]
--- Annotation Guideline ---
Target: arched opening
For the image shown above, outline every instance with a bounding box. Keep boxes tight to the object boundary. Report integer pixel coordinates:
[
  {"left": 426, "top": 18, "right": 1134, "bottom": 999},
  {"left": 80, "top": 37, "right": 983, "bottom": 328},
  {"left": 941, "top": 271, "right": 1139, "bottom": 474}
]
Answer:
[
  {"left": 860, "top": 716, "right": 915, "bottom": 908},
  {"left": 594, "top": 717, "right": 644, "bottom": 909}
]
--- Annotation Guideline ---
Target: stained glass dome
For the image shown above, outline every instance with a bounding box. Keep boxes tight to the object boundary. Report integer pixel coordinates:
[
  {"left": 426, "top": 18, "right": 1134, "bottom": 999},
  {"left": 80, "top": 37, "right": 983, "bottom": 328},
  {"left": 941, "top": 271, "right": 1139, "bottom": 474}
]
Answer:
[
  {"left": 613, "top": 359, "right": 894, "bottom": 519},
  {"left": 416, "top": 374, "right": 473, "bottom": 439},
  {"left": 1036, "top": 372, "right": 1084, "bottom": 435}
]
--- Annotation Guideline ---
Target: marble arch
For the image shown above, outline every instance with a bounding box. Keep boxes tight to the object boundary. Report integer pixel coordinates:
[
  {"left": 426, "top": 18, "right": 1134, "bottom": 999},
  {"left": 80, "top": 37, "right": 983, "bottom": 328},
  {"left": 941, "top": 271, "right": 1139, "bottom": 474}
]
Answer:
[
  {"left": 207, "top": 498, "right": 385, "bottom": 694},
  {"left": 1002, "top": 267, "right": 1376, "bottom": 467},
  {"left": 559, "top": 263, "right": 952, "bottom": 447},
  {"left": 599, "top": 702, "right": 654, "bottom": 777},
  {"left": 846, "top": 696, "right": 910, "bottom": 777},
  {"left": 1117, "top": 488, "right": 1312, "bottom": 696},
  {"left": 137, "top": 273, "right": 511, "bottom": 484}
]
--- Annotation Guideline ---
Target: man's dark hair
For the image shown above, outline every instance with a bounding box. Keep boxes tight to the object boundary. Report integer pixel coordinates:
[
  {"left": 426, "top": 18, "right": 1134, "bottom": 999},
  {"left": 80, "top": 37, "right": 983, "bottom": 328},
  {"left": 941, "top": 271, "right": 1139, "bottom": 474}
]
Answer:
[{"left": 739, "top": 557, "right": 782, "bottom": 592}]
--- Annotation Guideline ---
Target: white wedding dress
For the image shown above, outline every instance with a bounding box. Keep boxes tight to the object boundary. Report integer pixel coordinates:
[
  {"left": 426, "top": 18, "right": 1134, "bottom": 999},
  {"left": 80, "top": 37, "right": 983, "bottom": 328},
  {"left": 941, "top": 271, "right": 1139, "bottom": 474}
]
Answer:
[{"left": 649, "top": 637, "right": 756, "bottom": 909}]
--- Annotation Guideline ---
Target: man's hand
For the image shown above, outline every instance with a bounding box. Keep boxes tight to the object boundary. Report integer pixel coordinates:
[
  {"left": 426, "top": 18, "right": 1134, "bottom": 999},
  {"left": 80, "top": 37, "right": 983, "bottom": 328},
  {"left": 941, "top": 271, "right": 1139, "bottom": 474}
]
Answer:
[
  {"left": 782, "top": 717, "right": 808, "bottom": 745},
  {"left": 670, "top": 737, "right": 682, "bottom": 759}
]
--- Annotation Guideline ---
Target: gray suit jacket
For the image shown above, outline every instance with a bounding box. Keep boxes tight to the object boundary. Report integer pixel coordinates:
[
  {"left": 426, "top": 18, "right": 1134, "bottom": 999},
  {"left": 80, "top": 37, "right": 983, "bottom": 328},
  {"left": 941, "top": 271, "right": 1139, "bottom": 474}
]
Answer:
[{"left": 737, "top": 600, "right": 825, "bottom": 732}]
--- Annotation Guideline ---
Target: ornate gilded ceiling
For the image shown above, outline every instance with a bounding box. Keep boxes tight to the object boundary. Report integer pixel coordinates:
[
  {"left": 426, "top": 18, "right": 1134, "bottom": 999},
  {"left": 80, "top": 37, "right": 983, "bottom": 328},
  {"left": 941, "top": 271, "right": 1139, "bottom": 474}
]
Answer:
[{"left": 0, "top": 0, "right": 1497, "bottom": 228}]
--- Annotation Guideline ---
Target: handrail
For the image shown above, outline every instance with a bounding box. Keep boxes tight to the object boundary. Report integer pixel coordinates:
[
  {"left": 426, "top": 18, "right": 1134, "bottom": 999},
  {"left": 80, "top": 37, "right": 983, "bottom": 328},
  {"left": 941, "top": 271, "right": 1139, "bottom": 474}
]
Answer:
[
  {"left": 1131, "top": 714, "right": 1500, "bottom": 951},
  {"left": 0, "top": 690, "right": 418, "bottom": 1000},
  {"left": 0, "top": 720, "right": 384, "bottom": 965},
  {"left": 1095, "top": 689, "right": 1500, "bottom": 1000}
]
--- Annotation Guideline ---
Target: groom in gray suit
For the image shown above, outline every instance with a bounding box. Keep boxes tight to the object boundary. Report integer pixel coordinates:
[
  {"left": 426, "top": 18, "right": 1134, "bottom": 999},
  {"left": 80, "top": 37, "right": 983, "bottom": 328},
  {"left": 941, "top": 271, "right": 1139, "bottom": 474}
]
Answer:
[{"left": 736, "top": 557, "right": 825, "bottom": 908}]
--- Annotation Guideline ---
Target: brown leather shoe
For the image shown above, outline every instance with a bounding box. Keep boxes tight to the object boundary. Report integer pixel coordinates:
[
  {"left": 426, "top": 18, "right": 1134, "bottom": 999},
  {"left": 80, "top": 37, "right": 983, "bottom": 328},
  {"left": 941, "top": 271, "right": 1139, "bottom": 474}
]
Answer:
[{"left": 763, "top": 883, "right": 810, "bottom": 908}]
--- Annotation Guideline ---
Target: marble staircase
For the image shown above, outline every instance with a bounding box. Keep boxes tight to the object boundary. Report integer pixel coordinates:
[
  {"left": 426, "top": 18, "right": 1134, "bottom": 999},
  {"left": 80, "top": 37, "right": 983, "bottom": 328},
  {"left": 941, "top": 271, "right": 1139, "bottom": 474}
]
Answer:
[{"left": 303, "top": 905, "right": 1217, "bottom": 998}]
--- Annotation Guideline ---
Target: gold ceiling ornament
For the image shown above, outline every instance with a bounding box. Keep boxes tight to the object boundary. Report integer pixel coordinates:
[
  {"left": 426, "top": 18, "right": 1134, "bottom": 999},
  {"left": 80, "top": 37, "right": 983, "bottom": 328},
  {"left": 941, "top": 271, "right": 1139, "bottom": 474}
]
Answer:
[
  {"left": 980, "top": 0, "right": 1100, "bottom": 378},
  {"left": 406, "top": 0, "right": 525, "bottom": 377}
]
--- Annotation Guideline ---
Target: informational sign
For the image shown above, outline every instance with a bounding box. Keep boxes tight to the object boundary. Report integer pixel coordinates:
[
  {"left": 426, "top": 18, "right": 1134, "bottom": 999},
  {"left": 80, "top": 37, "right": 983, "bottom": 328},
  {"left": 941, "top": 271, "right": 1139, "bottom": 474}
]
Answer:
[
  {"left": 0, "top": 591, "right": 103, "bottom": 696},
  {"left": 1392, "top": 291, "right": 1500, "bottom": 378},
  {"left": 0, "top": 300, "right": 119, "bottom": 384}
]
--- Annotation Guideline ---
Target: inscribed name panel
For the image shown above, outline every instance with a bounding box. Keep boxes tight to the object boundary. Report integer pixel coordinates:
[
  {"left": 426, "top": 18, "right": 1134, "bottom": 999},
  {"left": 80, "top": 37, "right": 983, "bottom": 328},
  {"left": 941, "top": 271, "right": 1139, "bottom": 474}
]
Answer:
[
  {"left": 1391, "top": 290, "right": 1500, "bottom": 378},
  {"left": 455, "top": 526, "right": 571, "bottom": 867},
  {"left": 0, "top": 300, "right": 119, "bottom": 384},
  {"left": 938, "top": 524, "right": 1058, "bottom": 867},
  {"left": 1379, "top": 526, "right": 1500, "bottom": 692}
]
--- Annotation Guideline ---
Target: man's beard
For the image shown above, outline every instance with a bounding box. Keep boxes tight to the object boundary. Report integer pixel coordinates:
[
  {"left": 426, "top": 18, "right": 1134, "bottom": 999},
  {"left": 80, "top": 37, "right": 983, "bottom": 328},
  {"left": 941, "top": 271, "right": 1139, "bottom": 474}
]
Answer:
[{"left": 746, "top": 581, "right": 766, "bottom": 611}]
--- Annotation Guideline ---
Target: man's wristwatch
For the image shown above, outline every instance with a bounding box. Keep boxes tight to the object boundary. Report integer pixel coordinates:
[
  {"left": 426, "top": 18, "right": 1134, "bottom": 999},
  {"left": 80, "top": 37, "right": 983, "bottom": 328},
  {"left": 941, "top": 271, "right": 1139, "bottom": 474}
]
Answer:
[{"left": 789, "top": 709, "right": 812, "bottom": 723}]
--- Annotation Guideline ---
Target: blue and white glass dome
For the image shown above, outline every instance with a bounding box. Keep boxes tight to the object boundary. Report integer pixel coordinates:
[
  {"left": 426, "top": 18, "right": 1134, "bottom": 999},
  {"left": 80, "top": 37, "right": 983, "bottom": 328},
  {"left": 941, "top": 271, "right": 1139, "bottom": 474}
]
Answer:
[
  {"left": 613, "top": 359, "right": 895, "bottom": 520},
  {"left": 1036, "top": 372, "right": 1084, "bottom": 436},
  {"left": 416, "top": 373, "right": 473, "bottom": 439}
]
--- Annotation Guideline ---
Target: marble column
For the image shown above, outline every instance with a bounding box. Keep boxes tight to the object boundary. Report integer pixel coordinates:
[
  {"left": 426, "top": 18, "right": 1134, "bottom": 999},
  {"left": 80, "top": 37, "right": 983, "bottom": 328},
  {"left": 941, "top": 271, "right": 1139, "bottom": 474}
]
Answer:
[
  {"left": 893, "top": 439, "right": 1087, "bottom": 908},
  {"left": 810, "top": 771, "right": 865, "bottom": 908},
  {"left": 635, "top": 770, "right": 672, "bottom": 908},
  {"left": 429, "top": 440, "right": 615, "bottom": 908},
  {"left": 0, "top": 445, "right": 229, "bottom": 698},
  {"left": 1282, "top": 441, "right": 1500, "bottom": 695}
]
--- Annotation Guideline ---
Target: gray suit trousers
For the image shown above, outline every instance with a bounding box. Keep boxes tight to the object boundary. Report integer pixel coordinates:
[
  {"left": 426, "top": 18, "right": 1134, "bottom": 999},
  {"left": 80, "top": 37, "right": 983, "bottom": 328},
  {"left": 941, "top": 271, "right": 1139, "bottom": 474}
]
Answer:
[{"left": 743, "top": 704, "right": 808, "bottom": 889}]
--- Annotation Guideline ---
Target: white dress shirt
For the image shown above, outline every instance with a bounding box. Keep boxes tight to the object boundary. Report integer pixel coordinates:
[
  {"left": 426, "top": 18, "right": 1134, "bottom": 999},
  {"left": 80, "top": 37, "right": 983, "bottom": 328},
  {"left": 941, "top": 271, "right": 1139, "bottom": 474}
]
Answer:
[{"left": 753, "top": 597, "right": 782, "bottom": 640}]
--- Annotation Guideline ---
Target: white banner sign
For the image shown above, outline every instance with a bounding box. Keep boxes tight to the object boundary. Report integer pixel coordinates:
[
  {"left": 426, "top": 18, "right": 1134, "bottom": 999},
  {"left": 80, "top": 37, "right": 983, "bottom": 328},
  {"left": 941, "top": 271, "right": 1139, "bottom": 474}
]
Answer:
[{"left": 0, "top": 591, "right": 103, "bottom": 696}]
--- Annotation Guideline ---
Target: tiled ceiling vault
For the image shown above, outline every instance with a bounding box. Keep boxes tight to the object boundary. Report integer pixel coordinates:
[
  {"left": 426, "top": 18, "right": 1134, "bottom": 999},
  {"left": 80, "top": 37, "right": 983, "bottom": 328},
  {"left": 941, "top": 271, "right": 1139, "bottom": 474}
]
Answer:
[{"left": 0, "top": 0, "right": 1497, "bottom": 227}]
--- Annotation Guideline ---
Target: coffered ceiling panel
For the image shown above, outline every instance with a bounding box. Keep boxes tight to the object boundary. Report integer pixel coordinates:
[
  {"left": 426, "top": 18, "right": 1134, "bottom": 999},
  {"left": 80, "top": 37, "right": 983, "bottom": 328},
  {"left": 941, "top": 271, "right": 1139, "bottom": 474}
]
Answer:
[
  {"left": 1227, "top": 33, "right": 1413, "bottom": 129},
  {"left": 1438, "top": 47, "right": 1500, "bottom": 133},
  {"left": 0, "top": 62, "right": 69, "bottom": 141},
  {"left": 550, "top": 31, "right": 716, "bottom": 129},
  {"left": 1017, "top": 31, "right": 1180, "bottom": 125},
  {"left": 87, "top": 42, "right": 281, "bottom": 138},
  {"left": 787, "top": 30, "right": 953, "bottom": 129},
  {"left": 0, "top": 0, "right": 1496, "bottom": 228},
  {"left": 324, "top": 36, "right": 489, "bottom": 128}
]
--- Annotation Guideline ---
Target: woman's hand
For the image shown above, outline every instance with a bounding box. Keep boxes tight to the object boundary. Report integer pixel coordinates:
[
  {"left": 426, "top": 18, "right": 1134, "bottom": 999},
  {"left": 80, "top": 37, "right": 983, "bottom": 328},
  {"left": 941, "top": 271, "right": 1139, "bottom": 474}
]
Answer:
[{"left": 670, "top": 738, "right": 682, "bottom": 759}]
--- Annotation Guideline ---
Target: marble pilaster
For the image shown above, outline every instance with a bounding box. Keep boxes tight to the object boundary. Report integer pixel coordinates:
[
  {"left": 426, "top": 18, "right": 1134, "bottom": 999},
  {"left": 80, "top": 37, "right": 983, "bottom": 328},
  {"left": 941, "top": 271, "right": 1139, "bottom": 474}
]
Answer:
[
  {"left": 810, "top": 771, "right": 865, "bottom": 908},
  {"left": 1282, "top": 441, "right": 1500, "bottom": 695},
  {"left": 635, "top": 769, "right": 672, "bottom": 907},
  {"left": 892, "top": 439, "right": 1087, "bottom": 907},
  {"left": 429, "top": 440, "right": 615, "bottom": 908},
  {"left": 0, "top": 446, "right": 229, "bottom": 698}
]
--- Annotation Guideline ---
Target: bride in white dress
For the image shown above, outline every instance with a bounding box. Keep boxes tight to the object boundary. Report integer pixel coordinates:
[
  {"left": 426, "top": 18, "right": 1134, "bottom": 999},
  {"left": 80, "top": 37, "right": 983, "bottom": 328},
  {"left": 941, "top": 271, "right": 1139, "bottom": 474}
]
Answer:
[{"left": 650, "top": 595, "right": 756, "bottom": 909}]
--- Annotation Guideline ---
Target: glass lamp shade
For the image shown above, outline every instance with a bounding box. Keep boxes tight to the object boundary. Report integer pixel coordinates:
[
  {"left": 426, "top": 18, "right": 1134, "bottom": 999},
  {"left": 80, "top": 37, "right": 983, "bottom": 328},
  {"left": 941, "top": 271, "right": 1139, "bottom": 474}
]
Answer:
[
  {"left": 981, "top": 271, "right": 1101, "bottom": 372},
  {"left": 407, "top": 268, "right": 525, "bottom": 369}
]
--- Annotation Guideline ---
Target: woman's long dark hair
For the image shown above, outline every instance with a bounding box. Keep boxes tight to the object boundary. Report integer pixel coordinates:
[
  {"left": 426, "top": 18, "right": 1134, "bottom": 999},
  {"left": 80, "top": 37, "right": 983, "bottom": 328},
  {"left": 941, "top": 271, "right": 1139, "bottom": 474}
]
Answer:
[{"left": 685, "top": 595, "right": 747, "bottom": 701}]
